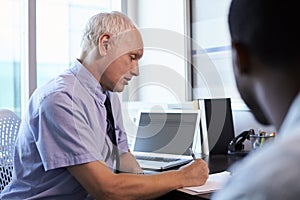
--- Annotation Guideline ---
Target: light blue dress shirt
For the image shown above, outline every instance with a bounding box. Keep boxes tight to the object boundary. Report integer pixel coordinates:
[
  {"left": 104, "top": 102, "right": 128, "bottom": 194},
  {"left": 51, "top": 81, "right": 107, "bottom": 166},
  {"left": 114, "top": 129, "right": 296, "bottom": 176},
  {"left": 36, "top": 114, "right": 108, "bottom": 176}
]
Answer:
[
  {"left": 1, "top": 60, "right": 129, "bottom": 199},
  {"left": 212, "top": 92, "right": 300, "bottom": 200}
]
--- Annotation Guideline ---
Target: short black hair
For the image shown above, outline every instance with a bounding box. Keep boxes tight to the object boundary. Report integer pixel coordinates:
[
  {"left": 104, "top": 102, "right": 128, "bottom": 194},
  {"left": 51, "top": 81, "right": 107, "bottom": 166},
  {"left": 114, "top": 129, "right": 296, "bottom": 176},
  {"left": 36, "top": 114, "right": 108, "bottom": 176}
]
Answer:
[{"left": 228, "top": 0, "right": 300, "bottom": 67}]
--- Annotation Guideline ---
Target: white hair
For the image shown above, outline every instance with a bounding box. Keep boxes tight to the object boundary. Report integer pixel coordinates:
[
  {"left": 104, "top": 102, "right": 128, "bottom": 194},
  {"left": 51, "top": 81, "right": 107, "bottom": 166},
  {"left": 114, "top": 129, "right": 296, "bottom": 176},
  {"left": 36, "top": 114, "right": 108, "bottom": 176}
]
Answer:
[{"left": 81, "top": 11, "right": 137, "bottom": 54}]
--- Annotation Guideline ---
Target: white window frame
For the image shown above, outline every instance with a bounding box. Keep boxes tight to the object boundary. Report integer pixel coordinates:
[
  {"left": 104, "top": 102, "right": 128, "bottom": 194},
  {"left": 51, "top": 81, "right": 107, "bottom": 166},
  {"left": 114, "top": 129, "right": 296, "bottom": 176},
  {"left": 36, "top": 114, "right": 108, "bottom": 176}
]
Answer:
[{"left": 21, "top": 0, "right": 37, "bottom": 113}]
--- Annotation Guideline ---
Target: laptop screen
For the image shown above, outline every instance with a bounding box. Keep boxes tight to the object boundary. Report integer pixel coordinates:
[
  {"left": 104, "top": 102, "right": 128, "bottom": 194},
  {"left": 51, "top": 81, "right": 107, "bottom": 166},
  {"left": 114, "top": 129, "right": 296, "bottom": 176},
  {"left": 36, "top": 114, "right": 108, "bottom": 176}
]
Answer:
[{"left": 133, "top": 110, "right": 200, "bottom": 156}]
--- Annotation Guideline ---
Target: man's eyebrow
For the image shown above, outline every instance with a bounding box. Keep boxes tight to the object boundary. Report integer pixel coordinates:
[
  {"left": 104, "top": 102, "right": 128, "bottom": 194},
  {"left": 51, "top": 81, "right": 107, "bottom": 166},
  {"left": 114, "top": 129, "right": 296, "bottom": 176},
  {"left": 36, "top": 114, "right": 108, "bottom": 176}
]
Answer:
[{"left": 129, "top": 50, "right": 143, "bottom": 58}]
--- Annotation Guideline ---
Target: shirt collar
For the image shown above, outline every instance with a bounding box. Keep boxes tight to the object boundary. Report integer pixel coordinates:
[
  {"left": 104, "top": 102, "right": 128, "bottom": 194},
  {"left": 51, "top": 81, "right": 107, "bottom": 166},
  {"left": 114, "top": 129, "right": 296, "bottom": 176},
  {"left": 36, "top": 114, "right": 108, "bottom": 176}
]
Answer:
[{"left": 69, "top": 59, "right": 106, "bottom": 104}]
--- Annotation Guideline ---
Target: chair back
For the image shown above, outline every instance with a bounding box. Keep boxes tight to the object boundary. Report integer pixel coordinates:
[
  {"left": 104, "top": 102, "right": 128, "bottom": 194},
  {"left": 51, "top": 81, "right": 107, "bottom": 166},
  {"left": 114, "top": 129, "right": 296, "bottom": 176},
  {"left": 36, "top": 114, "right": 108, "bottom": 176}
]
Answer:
[{"left": 0, "top": 109, "right": 21, "bottom": 191}]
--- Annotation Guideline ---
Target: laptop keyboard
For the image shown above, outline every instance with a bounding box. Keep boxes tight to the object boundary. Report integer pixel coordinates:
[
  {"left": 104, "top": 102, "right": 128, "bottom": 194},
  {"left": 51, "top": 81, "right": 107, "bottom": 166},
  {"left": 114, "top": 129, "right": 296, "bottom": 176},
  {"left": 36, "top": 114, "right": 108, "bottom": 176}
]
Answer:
[{"left": 135, "top": 155, "right": 180, "bottom": 162}]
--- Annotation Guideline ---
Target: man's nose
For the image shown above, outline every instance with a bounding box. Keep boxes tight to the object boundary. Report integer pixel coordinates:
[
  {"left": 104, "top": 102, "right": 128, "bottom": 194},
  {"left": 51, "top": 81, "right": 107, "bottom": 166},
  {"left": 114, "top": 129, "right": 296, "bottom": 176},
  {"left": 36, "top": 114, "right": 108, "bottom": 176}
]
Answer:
[{"left": 130, "top": 64, "right": 139, "bottom": 76}]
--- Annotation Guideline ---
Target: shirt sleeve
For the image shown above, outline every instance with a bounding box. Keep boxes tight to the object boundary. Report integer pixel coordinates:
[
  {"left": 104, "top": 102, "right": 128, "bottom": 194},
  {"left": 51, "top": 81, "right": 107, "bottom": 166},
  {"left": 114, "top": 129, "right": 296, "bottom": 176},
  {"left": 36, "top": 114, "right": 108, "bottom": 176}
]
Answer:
[{"left": 34, "top": 91, "right": 105, "bottom": 171}]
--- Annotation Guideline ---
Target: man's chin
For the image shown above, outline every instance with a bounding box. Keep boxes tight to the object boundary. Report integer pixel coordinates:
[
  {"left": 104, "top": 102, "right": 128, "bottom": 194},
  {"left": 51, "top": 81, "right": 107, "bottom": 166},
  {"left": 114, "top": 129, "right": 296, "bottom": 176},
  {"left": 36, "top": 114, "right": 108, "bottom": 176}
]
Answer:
[
  {"left": 239, "top": 90, "right": 272, "bottom": 126},
  {"left": 112, "top": 84, "right": 125, "bottom": 92}
]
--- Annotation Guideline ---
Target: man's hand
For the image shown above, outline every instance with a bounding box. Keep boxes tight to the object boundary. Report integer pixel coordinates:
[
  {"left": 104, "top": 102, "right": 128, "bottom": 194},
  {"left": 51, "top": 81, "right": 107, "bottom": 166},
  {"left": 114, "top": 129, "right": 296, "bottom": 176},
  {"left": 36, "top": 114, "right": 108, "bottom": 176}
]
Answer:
[{"left": 178, "top": 158, "right": 209, "bottom": 187}]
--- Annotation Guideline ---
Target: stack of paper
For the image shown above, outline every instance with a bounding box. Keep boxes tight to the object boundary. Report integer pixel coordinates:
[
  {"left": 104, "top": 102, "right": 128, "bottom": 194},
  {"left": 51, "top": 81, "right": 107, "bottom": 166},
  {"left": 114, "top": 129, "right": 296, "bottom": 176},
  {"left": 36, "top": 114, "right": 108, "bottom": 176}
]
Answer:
[{"left": 178, "top": 171, "right": 231, "bottom": 195}]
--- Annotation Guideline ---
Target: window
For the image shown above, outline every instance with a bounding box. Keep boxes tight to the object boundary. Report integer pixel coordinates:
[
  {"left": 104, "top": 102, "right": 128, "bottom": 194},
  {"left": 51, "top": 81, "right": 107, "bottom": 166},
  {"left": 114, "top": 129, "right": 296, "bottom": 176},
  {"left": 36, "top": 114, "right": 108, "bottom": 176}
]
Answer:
[
  {"left": 0, "top": 0, "right": 22, "bottom": 115},
  {"left": 191, "top": 0, "right": 241, "bottom": 100},
  {"left": 0, "top": 0, "right": 121, "bottom": 116},
  {"left": 36, "top": 0, "right": 121, "bottom": 86}
]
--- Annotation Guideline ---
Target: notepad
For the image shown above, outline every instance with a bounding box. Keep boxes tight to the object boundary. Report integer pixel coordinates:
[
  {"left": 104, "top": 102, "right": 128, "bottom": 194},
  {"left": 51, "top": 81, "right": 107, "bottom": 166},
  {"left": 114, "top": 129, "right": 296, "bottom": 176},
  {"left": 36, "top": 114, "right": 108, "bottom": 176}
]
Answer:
[{"left": 178, "top": 171, "right": 231, "bottom": 195}]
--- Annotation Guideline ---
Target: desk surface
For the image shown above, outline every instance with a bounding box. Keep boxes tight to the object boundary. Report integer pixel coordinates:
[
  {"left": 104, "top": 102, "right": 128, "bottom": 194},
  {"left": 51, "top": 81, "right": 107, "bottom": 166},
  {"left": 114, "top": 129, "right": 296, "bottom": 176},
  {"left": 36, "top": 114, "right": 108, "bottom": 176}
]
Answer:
[{"left": 156, "top": 154, "right": 245, "bottom": 200}]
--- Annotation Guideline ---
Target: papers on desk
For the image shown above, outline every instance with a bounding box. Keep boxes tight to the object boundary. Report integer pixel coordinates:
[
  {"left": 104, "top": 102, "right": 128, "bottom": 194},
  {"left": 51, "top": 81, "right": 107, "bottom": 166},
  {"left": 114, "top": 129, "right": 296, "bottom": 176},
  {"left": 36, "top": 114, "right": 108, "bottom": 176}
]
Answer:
[{"left": 178, "top": 171, "right": 231, "bottom": 195}]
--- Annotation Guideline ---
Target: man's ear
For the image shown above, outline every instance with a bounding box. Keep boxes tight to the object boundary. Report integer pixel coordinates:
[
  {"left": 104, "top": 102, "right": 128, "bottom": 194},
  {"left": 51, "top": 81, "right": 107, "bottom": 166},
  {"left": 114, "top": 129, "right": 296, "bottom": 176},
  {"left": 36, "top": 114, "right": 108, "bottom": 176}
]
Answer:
[
  {"left": 231, "top": 42, "right": 251, "bottom": 75},
  {"left": 98, "top": 34, "right": 111, "bottom": 56}
]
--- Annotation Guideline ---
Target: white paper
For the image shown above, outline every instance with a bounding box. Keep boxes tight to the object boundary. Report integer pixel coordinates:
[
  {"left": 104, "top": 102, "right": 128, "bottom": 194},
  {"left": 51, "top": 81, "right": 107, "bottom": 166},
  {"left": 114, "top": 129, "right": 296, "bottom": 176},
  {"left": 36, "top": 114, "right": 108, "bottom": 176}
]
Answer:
[{"left": 178, "top": 171, "right": 231, "bottom": 195}]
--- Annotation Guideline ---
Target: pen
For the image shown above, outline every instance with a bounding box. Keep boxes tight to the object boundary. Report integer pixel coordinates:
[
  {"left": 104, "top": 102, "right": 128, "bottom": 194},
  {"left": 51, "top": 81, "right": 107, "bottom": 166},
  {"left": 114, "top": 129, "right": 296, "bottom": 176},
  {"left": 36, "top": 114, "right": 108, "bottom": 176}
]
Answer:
[{"left": 189, "top": 148, "right": 196, "bottom": 160}]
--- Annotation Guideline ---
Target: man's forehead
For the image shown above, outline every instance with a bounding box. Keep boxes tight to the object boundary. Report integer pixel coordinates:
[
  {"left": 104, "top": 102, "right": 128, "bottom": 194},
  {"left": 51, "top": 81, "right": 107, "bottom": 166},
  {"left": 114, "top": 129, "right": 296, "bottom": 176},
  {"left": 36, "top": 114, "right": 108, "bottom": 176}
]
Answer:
[
  {"left": 110, "top": 29, "right": 143, "bottom": 56},
  {"left": 112, "top": 29, "right": 143, "bottom": 48}
]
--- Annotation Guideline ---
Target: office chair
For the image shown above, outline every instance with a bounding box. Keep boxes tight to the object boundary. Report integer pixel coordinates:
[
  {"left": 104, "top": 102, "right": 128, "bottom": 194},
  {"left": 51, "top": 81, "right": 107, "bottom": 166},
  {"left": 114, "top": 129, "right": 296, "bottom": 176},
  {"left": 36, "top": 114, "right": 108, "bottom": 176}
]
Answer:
[{"left": 0, "top": 109, "right": 21, "bottom": 192}]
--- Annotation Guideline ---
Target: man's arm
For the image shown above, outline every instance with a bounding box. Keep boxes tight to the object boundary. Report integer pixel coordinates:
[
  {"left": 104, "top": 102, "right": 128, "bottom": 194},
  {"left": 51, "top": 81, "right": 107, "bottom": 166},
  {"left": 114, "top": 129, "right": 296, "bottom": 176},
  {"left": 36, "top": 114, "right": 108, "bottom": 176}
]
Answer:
[{"left": 67, "top": 158, "right": 208, "bottom": 200}]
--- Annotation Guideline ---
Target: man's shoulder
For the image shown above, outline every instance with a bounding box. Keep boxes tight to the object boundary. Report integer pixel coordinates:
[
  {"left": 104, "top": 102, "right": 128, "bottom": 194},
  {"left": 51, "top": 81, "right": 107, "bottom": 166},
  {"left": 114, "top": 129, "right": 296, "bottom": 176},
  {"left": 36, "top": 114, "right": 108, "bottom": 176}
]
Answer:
[
  {"left": 27, "top": 72, "right": 79, "bottom": 113},
  {"left": 33, "top": 73, "right": 74, "bottom": 98}
]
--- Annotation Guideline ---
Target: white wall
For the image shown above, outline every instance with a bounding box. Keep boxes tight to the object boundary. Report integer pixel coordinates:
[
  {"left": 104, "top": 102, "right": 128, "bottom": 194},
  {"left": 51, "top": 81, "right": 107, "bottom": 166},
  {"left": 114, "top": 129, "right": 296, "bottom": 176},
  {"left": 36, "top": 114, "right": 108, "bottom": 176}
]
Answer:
[{"left": 124, "top": 0, "right": 189, "bottom": 104}]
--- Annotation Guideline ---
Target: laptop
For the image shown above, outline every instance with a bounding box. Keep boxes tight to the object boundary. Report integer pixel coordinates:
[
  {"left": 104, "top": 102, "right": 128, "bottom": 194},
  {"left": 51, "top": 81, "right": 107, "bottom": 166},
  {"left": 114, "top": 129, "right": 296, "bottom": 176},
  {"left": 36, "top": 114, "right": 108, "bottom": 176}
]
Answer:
[{"left": 131, "top": 109, "right": 201, "bottom": 171}]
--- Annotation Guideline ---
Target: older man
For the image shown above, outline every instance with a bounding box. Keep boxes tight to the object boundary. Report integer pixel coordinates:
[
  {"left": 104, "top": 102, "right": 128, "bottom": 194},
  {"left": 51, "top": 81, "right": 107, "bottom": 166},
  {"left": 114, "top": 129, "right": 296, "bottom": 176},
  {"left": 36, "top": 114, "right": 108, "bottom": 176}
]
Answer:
[{"left": 1, "top": 11, "right": 208, "bottom": 200}]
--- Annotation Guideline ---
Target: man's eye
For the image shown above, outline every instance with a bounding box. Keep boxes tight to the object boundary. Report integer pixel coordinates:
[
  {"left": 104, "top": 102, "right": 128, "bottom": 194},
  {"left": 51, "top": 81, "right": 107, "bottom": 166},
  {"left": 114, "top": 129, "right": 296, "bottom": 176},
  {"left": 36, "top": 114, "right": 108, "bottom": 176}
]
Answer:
[{"left": 130, "top": 54, "right": 136, "bottom": 60}]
